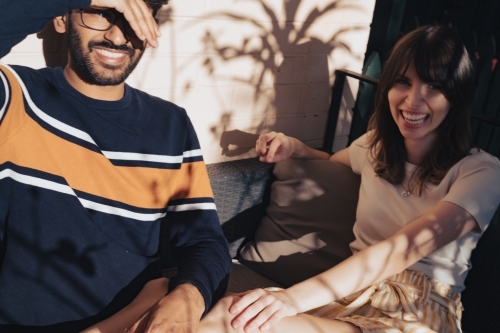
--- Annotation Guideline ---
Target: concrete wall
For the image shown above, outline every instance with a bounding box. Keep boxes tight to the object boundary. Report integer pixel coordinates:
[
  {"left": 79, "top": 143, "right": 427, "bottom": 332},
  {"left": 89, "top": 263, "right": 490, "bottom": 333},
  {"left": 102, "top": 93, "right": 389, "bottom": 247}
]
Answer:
[{"left": 1, "top": 0, "right": 376, "bottom": 163}]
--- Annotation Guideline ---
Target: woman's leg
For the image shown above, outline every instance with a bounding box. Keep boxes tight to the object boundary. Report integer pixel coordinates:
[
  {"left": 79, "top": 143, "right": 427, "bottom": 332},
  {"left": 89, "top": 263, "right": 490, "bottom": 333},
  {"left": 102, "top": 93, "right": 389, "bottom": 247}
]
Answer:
[
  {"left": 199, "top": 295, "right": 362, "bottom": 333},
  {"left": 81, "top": 277, "right": 169, "bottom": 333}
]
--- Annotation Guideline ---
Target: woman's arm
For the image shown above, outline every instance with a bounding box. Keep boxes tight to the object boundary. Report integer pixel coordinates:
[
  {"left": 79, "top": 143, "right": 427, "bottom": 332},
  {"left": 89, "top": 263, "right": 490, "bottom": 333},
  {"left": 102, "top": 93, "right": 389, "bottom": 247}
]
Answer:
[
  {"left": 256, "top": 131, "right": 351, "bottom": 167},
  {"left": 229, "top": 201, "right": 478, "bottom": 332},
  {"left": 329, "top": 146, "right": 350, "bottom": 167},
  {"left": 284, "top": 201, "right": 478, "bottom": 312}
]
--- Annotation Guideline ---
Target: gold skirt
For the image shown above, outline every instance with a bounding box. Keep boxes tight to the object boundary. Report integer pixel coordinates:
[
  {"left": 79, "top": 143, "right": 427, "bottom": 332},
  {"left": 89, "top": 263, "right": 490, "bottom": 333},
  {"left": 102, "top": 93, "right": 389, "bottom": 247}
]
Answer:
[{"left": 306, "top": 270, "right": 463, "bottom": 333}]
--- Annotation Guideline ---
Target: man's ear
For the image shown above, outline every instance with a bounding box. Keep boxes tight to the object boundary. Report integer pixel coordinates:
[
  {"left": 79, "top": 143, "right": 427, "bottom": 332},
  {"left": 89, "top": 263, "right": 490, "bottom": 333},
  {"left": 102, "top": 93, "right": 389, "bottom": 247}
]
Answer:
[{"left": 53, "top": 15, "right": 68, "bottom": 34}]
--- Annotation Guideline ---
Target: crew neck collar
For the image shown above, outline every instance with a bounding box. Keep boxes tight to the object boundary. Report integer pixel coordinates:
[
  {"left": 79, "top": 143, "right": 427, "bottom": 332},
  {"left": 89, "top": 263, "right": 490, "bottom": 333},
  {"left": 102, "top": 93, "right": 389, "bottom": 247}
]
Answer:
[
  {"left": 405, "top": 160, "right": 419, "bottom": 170},
  {"left": 53, "top": 67, "right": 132, "bottom": 110}
]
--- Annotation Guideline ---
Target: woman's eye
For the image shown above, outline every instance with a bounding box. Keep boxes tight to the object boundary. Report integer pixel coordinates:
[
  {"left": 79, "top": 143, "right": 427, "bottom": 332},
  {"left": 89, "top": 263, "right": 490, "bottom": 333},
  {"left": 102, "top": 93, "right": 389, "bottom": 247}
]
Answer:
[
  {"left": 428, "top": 84, "right": 442, "bottom": 91},
  {"left": 395, "top": 78, "right": 410, "bottom": 86}
]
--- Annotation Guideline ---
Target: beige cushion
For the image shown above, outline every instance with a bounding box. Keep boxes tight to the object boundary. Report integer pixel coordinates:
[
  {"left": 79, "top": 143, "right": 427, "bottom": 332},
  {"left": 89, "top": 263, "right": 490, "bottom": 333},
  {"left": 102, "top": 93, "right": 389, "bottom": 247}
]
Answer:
[{"left": 239, "top": 158, "right": 360, "bottom": 287}]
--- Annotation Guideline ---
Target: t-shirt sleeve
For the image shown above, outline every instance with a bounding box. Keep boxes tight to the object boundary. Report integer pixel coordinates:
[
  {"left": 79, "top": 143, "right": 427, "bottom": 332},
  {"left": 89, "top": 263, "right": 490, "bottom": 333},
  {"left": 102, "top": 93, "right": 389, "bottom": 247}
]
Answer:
[
  {"left": 442, "top": 151, "right": 500, "bottom": 232},
  {"left": 349, "top": 132, "right": 371, "bottom": 175}
]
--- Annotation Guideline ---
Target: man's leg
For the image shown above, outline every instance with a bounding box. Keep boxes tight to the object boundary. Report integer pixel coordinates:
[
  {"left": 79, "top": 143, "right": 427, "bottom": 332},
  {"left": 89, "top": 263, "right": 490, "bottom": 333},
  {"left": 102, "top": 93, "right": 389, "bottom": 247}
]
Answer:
[
  {"left": 199, "top": 295, "right": 362, "bottom": 333},
  {"left": 81, "top": 277, "right": 169, "bottom": 333}
]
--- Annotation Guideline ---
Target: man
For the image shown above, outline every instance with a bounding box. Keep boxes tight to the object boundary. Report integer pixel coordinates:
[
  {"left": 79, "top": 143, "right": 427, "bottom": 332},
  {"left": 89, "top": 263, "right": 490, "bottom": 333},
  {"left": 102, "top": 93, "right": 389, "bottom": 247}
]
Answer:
[{"left": 0, "top": 0, "right": 231, "bottom": 332}]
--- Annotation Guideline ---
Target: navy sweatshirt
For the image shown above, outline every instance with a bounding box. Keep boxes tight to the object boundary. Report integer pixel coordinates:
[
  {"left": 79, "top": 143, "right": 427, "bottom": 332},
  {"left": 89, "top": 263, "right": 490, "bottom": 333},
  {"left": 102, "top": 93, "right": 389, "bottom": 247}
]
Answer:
[{"left": 0, "top": 1, "right": 231, "bottom": 331}]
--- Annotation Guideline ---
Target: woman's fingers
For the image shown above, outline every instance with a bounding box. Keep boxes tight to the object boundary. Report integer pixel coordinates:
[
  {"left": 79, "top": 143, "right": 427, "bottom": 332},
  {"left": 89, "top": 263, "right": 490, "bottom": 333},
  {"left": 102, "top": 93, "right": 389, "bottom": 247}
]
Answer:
[
  {"left": 255, "top": 132, "right": 277, "bottom": 157},
  {"left": 255, "top": 132, "right": 293, "bottom": 163},
  {"left": 233, "top": 300, "right": 274, "bottom": 330},
  {"left": 265, "top": 135, "right": 287, "bottom": 162},
  {"left": 243, "top": 300, "right": 287, "bottom": 332},
  {"left": 228, "top": 289, "right": 297, "bottom": 332},
  {"left": 230, "top": 291, "right": 274, "bottom": 329},
  {"left": 229, "top": 288, "right": 265, "bottom": 315}
]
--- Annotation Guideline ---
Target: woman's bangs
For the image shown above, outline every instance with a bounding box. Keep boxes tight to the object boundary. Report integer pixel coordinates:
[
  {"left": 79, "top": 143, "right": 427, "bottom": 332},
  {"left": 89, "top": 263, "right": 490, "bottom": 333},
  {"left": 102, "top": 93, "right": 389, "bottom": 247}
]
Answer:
[
  {"left": 388, "top": 50, "right": 413, "bottom": 84},
  {"left": 413, "top": 43, "right": 449, "bottom": 85}
]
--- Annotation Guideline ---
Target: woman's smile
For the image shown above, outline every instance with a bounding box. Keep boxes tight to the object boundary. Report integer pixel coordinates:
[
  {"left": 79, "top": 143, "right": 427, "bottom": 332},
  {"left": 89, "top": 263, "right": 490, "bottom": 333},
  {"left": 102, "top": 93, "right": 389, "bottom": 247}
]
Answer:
[
  {"left": 400, "top": 110, "right": 429, "bottom": 126},
  {"left": 389, "top": 64, "right": 451, "bottom": 146}
]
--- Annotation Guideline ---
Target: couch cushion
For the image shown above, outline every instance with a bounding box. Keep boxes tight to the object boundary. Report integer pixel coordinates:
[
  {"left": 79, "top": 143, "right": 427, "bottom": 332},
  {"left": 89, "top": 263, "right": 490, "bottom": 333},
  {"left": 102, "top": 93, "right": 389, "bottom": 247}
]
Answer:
[
  {"left": 239, "top": 158, "right": 360, "bottom": 287},
  {"left": 227, "top": 260, "right": 282, "bottom": 294}
]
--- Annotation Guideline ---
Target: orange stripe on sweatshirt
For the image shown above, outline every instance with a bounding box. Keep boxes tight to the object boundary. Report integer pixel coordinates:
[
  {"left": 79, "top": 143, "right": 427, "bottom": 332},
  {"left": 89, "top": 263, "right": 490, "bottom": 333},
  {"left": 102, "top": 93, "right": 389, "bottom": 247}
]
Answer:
[
  {"left": 0, "top": 66, "right": 29, "bottom": 146},
  {"left": 0, "top": 68, "right": 213, "bottom": 209},
  {"left": 1, "top": 115, "right": 213, "bottom": 209}
]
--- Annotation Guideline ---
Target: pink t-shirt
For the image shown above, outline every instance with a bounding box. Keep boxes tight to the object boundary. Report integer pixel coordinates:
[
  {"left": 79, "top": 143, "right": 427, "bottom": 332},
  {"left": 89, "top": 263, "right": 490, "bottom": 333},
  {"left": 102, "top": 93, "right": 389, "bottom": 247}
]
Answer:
[{"left": 349, "top": 133, "right": 500, "bottom": 292}]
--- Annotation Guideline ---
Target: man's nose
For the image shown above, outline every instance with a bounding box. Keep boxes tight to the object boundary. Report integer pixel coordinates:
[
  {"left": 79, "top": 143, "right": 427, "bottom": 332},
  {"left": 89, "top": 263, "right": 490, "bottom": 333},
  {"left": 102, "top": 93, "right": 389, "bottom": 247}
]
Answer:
[{"left": 103, "top": 20, "right": 129, "bottom": 45}]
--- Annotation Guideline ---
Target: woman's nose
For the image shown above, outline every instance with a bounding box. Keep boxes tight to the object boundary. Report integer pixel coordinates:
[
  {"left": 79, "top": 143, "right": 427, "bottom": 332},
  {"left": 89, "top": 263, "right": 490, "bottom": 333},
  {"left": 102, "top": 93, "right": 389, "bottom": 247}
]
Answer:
[{"left": 406, "top": 85, "right": 424, "bottom": 109}]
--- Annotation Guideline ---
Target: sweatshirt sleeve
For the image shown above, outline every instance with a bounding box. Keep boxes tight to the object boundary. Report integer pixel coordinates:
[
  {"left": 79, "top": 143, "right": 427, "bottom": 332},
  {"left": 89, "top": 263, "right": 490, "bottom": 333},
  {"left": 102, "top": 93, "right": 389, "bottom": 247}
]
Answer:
[
  {"left": 166, "top": 115, "right": 232, "bottom": 315},
  {"left": 0, "top": 0, "right": 91, "bottom": 58}
]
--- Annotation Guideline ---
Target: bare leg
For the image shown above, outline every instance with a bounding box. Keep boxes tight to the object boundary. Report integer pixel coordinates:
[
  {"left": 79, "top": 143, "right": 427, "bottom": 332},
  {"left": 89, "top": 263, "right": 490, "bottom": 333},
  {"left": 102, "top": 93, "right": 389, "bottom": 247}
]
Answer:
[
  {"left": 81, "top": 277, "right": 169, "bottom": 333},
  {"left": 199, "top": 295, "right": 362, "bottom": 333}
]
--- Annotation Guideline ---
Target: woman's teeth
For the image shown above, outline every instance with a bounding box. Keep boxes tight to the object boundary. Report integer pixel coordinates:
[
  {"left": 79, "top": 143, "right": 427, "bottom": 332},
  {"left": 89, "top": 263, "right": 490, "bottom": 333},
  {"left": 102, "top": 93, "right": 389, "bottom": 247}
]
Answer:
[{"left": 402, "top": 111, "right": 428, "bottom": 125}]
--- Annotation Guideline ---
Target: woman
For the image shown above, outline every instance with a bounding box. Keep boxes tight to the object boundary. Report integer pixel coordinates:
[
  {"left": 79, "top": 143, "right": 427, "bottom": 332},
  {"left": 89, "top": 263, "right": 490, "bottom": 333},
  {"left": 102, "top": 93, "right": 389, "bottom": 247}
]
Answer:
[{"left": 198, "top": 25, "right": 500, "bottom": 333}]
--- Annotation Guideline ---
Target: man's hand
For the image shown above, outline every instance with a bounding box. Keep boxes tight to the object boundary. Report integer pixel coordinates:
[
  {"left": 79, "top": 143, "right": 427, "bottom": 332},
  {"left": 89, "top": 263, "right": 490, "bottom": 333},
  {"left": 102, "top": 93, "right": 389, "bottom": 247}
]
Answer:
[
  {"left": 126, "top": 283, "right": 206, "bottom": 333},
  {"left": 90, "top": 0, "right": 161, "bottom": 47}
]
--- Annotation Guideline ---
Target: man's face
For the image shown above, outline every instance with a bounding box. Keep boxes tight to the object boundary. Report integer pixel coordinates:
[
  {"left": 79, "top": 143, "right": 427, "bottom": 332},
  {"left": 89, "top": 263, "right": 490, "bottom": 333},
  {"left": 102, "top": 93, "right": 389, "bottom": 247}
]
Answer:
[{"left": 66, "top": 10, "right": 147, "bottom": 86}]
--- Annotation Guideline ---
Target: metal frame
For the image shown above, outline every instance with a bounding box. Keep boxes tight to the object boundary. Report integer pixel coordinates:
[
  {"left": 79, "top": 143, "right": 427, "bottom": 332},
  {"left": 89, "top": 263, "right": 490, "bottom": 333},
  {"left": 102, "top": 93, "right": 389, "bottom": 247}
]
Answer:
[
  {"left": 322, "top": 69, "right": 500, "bottom": 154},
  {"left": 322, "top": 69, "right": 379, "bottom": 152}
]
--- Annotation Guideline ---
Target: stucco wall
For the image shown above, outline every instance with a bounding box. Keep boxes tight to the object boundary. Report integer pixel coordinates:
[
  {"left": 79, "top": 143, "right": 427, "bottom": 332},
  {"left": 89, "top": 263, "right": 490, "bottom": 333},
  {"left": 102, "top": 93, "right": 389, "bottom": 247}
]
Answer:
[{"left": 1, "top": 0, "right": 375, "bottom": 163}]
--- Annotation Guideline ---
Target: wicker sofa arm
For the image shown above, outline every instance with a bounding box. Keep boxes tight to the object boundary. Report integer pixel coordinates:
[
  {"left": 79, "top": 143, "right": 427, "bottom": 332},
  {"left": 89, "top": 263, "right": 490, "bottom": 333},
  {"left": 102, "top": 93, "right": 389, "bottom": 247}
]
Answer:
[{"left": 207, "top": 158, "right": 274, "bottom": 258}]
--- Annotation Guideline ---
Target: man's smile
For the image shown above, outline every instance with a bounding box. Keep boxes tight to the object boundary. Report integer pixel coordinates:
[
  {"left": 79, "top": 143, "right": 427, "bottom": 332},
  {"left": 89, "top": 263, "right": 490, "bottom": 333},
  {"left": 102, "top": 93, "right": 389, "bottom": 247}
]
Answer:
[{"left": 92, "top": 46, "right": 131, "bottom": 66}]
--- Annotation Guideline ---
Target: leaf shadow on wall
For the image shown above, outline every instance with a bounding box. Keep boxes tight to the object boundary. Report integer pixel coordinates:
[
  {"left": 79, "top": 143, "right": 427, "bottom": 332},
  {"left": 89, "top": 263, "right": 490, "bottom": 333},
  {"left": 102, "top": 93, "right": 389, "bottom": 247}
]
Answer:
[{"left": 195, "top": 0, "right": 366, "bottom": 158}]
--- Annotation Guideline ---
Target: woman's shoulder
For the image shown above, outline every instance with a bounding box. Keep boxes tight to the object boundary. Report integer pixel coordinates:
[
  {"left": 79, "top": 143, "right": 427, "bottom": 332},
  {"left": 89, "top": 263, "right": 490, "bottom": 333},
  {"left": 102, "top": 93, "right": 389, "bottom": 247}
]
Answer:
[
  {"left": 452, "top": 148, "right": 500, "bottom": 177},
  {"left": 351, "top": 131, "right": 373, "bottom": 149},
  {"left": 349, "top": 132, "right": 376, "bottom": 174},
  {"left": 465, "top": 148, "right": 500, "bottom": 166}
]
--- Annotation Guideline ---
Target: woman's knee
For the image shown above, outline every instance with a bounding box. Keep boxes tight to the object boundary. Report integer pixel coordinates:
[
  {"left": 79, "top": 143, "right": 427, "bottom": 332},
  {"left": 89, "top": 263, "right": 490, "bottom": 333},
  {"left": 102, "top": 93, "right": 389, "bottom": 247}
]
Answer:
[{"left": 200, "top": 295, "right": 241, "bottom": 333}]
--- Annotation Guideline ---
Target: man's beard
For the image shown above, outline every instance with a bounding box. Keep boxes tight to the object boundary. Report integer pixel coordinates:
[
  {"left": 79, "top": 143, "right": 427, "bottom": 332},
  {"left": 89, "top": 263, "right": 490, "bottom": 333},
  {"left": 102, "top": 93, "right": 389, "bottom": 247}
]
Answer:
[{"left": 66, "top": 19, "right": 144, "bottom": 86}]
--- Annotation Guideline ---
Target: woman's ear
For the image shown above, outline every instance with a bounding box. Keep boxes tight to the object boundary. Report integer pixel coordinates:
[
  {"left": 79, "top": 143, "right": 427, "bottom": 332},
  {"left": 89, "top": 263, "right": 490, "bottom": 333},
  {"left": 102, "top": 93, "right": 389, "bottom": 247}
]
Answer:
[{"left": 53, "top": 15, "right": 68, "bottom": 34}]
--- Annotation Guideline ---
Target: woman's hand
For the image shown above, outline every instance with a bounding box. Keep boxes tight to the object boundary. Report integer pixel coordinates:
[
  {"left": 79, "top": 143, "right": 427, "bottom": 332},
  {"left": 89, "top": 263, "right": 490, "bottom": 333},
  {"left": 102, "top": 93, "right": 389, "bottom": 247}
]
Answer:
[
  {"left": 91, "top": 0, "right": 161, "bottom": 47},
  {"left": 228, "top": 288, "right": 298, "bottom": 332},
  {"left": 255, "top": 132, "right": 297, "bottom": 163}
]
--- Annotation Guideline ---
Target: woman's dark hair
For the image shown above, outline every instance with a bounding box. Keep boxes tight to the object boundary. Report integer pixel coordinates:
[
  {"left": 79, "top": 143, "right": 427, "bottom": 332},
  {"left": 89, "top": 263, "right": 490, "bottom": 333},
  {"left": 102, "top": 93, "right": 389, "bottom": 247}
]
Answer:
[
  {"left": 144, "top": 0, "right": 169, "bottom": 15},
  {"left": 367, "top": 25, "right": 475, "bottom": 195}
]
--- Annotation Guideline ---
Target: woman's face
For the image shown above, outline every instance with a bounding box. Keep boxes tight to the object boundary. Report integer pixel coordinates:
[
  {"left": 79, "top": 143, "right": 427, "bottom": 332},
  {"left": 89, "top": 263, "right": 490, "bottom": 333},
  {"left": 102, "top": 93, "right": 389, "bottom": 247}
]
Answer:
[{"left": 388, "top": 64, "right": 451, "bottom": 147}]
